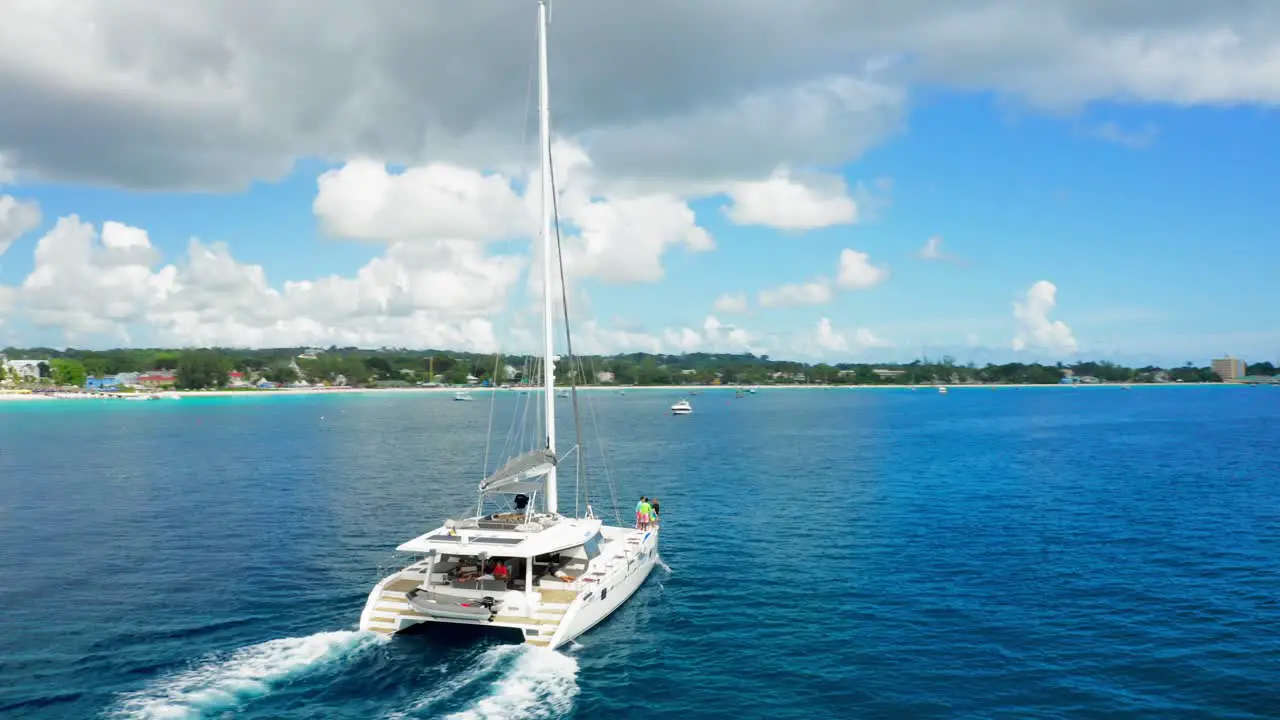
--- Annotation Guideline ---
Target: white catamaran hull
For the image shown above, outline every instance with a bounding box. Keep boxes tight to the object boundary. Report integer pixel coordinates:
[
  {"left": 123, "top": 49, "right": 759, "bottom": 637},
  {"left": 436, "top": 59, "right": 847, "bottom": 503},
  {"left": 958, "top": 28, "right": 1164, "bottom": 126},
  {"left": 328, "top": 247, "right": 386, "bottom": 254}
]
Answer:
[{"left": 358, "top": 526, "right": 659, "bottom": 650}]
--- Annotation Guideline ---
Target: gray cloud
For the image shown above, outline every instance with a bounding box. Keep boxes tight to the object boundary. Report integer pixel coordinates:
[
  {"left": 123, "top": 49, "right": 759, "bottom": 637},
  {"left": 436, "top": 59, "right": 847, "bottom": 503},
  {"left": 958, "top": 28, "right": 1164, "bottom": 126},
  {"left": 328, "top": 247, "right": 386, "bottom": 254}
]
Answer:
[{"left": 0, "top": 0, "right": 1277, "bottom": 190}]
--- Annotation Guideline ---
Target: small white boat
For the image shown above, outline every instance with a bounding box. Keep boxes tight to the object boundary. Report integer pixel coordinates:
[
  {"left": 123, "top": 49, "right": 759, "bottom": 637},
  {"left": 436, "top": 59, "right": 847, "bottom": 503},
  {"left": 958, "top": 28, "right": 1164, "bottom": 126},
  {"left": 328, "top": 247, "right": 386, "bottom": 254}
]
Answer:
[
  {"left": 670, "top": 399, "right": 693, "bottom": 415},
  {"left": 747, "top": 386, "right": 758, "bottom": 394},
  {"left": 454, "top": 391, "right": 474, "bottom": 402},
  {"left": 937, "top": 386, "right": 948, "bottom": 394}
]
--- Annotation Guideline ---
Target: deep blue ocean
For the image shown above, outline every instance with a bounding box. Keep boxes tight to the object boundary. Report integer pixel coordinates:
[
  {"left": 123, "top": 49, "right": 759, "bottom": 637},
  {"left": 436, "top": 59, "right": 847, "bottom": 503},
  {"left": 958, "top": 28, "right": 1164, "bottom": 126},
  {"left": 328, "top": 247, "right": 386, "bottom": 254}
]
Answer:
[{"left": 2, "top": 386, "right": 1279, "bottom": 719}]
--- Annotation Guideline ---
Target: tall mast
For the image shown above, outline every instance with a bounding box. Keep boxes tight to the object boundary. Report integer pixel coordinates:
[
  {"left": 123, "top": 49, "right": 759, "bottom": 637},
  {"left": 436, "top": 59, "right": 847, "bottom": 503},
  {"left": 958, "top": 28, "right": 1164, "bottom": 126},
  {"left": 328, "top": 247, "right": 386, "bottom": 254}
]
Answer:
[{"left": 537, "top": 0, "right": 558, "bottom": 514}]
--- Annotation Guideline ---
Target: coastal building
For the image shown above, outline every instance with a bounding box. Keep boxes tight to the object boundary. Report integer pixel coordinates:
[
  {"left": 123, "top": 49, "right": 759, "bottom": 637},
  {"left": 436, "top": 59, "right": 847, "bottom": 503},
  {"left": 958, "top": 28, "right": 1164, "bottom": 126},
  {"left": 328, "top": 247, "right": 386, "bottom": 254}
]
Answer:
[
  {"left": 596, "top": 371, "right": 616, "bottom": 383},
  {"left": 85, "top": 376, "right": 120, "bottom": 390},
  {"left": 872, "top": 368, "right": 905, "bottom": 380},
  {"left": 3, "top": 359, "right": 49, "bottom": 382},
  {"left": 138, "top": 370, "right": 177, "bottom": 387},
  {"left": 115, "top": 372, "right": 141, "bottom": 386},
  {"left": 503, "top": 364, "right": 519, "bottom": 381},
  {"left": 228, "top": 371, "right": 250, "bottom": 388},
  {"left": 1211, "top": 356, "right": 1246, "bottom": 381}
]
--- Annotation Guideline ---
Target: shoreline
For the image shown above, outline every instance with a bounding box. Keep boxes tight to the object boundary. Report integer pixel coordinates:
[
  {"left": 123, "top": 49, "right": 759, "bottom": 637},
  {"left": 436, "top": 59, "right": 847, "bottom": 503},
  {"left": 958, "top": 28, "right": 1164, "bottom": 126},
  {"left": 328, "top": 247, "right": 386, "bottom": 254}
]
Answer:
[{"left": 0, "top": 382, "right": 1241, "bottom": 402}]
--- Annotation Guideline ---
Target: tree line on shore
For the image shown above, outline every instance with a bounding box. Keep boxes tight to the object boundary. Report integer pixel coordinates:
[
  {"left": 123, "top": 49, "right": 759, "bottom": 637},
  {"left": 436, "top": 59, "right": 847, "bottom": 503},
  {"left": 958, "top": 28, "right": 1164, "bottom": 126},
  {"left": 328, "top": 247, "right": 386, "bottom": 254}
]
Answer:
[{"left": 3, "top": 346, "right": 1273, "bottom": 390}]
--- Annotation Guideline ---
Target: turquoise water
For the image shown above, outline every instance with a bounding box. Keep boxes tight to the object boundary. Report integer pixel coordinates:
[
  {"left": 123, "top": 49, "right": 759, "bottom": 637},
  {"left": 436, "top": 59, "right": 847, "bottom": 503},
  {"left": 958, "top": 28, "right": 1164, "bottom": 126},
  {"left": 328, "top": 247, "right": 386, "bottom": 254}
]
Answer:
[{"left": 1, "top": 387, "right": 1278, "bottom": 718}]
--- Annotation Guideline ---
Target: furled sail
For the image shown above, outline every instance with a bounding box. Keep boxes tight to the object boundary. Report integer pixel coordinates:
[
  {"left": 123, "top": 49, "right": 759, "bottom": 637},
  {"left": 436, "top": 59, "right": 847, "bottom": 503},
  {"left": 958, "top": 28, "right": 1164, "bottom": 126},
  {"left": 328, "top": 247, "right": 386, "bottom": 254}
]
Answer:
[{"left": 479, "top": 449, "right": 557, "bottom": 494}]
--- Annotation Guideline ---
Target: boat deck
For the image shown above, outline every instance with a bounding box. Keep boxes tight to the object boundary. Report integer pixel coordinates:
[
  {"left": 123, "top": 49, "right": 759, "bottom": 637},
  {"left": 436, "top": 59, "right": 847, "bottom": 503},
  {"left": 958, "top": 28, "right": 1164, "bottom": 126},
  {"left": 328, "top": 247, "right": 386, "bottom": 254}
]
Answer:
[{"left": 363, "top": 570, "right": 581, "bottom": 646}]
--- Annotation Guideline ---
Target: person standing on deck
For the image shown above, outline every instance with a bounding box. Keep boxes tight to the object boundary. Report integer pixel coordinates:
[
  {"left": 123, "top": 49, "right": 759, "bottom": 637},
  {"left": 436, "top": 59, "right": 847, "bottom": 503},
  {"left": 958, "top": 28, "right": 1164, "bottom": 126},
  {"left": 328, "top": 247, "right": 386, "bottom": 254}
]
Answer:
[
  {"left": 635, "top": 496, "right": 651, "bottom": 529},
  {"left": 650, "top": 498, "right": 661, "bottom": 526}
]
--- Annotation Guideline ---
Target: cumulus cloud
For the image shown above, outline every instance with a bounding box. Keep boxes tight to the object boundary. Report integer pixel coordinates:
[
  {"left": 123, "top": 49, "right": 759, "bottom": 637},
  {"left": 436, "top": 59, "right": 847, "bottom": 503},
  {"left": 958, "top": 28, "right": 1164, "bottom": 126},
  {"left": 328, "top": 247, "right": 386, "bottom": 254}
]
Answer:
[
  {"left": 758, "top": 279, "right": 833, "bottom": 308},
  {"left": 7, "top": 216, "right": 522, "bottom": 349},
  {"left": 712, "top": 293, "right": 748, "bottom": 314},
  {"left": 1012, "top": 280, "right": 1078, "bottom": 353},
  {"left": 836, "top": 249, "right": 888, "bottom": 290},
  {"left": 813, "top": 317, "right": 891, "bottom": 357},
  {"left": 313, "top": 158, "right": 529, "bottom": 242},
  {"left": 0, "top": 138, "right": 720, "bottom": 349},
  {"left": 757, "top": 248, "right": 885, "bottom": 310},
  {"left": 563, "top": 192, "right": 714, "bottom": 283},
  {"left": 2, "top": 2, "right": 1277, "bottom": 190},
  {"left": 722, "top": 169, "right": 857, "bottom": 230},
  {"left": 315, "top": 142, "right": 712, "bottom": 289},
  {"left": 0, "top": 195, "right": 41, "bottom": 257},
  {"left": 575, "top": 314, "right": 760, "bottom": 356}
]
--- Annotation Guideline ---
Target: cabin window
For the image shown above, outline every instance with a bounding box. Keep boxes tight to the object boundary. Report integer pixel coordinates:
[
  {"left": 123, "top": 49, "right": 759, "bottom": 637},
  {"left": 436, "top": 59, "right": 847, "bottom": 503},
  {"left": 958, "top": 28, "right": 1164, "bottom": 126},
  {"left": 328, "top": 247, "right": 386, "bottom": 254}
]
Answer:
[
  {"left": 582, "top": 532, "right": 603, "bottom": 560},
  {"left": 601, "top": 588, "right": 608, "bottom": 600}
]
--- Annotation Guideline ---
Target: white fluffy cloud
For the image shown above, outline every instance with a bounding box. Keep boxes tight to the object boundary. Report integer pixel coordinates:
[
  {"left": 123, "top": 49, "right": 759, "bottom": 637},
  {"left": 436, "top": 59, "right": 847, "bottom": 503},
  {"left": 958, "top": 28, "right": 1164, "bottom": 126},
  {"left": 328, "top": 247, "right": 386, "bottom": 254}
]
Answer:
[
  {"left": 315, "top": 142, "right": 712, "bottom": 289},
  {"left": 756, "top": 248, "right": 886, "bottom": 310},
  {"left": 0, "top": 194, "right": 41, "bottom": 257},
  {"left": 564, "top": 193, "right": 714, "bottom": 283},
  {"left": 576, "top": 314, "right": 759, "bottom": 356},
  {"left": 723, "top": 169, "right": 857, "bottom": 230},
  {"left": 8, "top": 216, "right": 521, "bottom": 349},
  {"left": 1012, "top": 280, "right": 1078, "bottom": 353},
  {"left": 812, "top": 317, "right": 891, "bottom": 357},
  {"left": 313, "top": 159, "right": 529, "bottom": 242},
  {"left": 758, "top": 279, "right": 833, "bottom": 308},
  {"left": 836, "top": 249, "right": 889, "bottom": 290},
  {"left": 712, "top": 293, "right": 748, "bottom": 314},
  {"left": 0, "top": 138, "right": 718, "bottom": 350}
]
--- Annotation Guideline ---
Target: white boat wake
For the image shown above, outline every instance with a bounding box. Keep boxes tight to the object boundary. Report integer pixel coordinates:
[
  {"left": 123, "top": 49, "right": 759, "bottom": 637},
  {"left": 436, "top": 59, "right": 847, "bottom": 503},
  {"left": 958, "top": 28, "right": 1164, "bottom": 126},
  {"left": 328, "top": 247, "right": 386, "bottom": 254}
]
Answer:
[
  {"left": 388, "top": 645, "right": 579, "bottom": 720},
  {"left": 109, "top": 630, "right": 385, "bottom": 719}
]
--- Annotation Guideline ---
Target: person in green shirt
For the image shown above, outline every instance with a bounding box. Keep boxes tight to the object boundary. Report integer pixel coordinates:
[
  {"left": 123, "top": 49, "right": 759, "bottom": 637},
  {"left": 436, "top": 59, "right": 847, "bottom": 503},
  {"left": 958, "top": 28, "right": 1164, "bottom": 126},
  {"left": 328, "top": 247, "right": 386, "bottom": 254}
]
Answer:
[{"left": 635, "top": 496, "right": 652, "bottom": 529}]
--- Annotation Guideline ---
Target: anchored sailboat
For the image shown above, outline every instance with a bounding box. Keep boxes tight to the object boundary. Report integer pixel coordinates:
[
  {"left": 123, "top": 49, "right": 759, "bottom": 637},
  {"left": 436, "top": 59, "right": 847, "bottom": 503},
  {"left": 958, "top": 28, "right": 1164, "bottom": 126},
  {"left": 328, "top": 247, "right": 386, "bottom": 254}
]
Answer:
[{"left": 358, "top": 0, "right": 659, "bottom": 650}]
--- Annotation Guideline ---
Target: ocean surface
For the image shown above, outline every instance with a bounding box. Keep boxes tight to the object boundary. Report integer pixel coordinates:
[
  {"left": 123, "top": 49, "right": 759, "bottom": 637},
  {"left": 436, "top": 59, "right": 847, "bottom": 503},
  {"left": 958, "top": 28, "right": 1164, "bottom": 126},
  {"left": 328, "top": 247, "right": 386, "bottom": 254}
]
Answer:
[{"left": 2, "top": 386, "right": 1279, "bottom": 719}]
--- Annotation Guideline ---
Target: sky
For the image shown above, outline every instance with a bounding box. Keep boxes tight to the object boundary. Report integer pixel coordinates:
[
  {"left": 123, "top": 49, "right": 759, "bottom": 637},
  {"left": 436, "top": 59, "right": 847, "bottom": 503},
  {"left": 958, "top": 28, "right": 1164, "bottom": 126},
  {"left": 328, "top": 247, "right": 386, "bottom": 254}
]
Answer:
[{"left": 0, "top": 0, "right": 1277, "bottom": 366}]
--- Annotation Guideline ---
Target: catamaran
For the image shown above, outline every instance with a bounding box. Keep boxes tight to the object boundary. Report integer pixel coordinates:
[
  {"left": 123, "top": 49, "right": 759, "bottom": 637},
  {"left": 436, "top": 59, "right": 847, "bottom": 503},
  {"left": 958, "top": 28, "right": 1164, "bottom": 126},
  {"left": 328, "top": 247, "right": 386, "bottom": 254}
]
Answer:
[{"left": 358, "top": 0, "right": 659, "bottom": 650}]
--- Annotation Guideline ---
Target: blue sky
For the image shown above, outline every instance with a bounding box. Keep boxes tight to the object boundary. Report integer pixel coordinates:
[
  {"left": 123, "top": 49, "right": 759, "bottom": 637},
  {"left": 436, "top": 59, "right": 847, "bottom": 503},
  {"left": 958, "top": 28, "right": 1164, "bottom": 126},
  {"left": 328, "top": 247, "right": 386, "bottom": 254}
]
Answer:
[{"left": 0, "top": 2, "right": 1277, "bottom": 365}]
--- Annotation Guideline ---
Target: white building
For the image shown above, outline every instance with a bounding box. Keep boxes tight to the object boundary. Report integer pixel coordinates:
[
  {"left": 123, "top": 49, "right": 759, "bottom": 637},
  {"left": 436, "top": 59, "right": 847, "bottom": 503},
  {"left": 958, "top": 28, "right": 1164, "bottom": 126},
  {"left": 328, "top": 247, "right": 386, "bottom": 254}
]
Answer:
[
  {"left": 3, "top": 359, "right": 49, "bottom": 382},
  {"left": 596, "top": 371, "right": 616, "bottom": 384}
]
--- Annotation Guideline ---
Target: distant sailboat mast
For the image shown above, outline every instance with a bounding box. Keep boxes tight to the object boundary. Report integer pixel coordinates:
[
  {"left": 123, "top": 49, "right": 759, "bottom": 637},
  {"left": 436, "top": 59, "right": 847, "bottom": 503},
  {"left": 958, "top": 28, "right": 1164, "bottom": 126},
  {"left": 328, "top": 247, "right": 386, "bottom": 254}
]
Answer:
[{"left": 537, "top": 0, "right": 558, "bottom": 515}]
